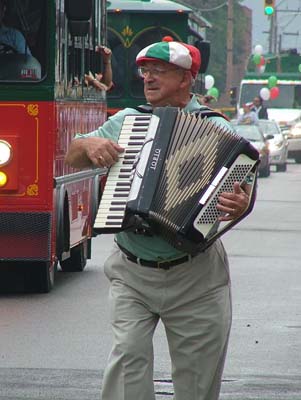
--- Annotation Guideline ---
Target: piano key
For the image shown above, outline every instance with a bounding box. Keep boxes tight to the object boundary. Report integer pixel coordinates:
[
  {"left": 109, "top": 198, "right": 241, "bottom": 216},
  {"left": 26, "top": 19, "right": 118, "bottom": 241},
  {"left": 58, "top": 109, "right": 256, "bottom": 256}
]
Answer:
[{"left": 94, "top": 113, "right": 154, "bottom": 231}]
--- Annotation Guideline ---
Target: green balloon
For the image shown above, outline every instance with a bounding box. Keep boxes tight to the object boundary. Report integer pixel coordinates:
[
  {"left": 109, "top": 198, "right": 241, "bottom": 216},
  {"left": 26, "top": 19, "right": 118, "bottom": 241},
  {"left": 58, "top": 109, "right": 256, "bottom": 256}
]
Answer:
[
  {"left": 253, "top": 54, "right": 261, "bottom": 65},
  {"left": 298, "top": 64, "right": 301, "bottom": 73},
  {"left": 207, "top": 87, "right": 219, "bottom": 99},
  {"left": 268, "top": 75, "right": 278, "bottom": 88}
]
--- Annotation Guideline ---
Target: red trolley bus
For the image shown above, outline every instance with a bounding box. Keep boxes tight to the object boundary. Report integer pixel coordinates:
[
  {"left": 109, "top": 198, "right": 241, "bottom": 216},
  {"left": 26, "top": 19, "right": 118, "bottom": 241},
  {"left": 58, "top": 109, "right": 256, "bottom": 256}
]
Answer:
[{"left": 0, "top": 0, "right": 108, "bottom": 292}]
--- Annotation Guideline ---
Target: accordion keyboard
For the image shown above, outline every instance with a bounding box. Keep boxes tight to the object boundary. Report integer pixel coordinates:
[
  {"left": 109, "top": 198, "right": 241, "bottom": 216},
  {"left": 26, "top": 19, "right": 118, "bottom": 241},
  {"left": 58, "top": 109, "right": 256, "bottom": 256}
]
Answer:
[{"left": 94, "top": 114, "right": 152, "bottom": 230}]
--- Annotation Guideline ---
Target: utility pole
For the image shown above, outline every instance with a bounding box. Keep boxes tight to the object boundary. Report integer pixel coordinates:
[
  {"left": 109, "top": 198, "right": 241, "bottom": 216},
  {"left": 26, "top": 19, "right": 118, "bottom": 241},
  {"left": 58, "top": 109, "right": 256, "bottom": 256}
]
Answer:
[
  {"left": 273, "top": 8, "right": 278, "bottom": 54},
  {"left": 266, "top": 6, "right": 301, "bottom": 55},
  {"left": 226, "top": 0, "right": 233, "bottom": 92},
  {"left": 268, "top": 12, "right": 276, "bottom": 53}
]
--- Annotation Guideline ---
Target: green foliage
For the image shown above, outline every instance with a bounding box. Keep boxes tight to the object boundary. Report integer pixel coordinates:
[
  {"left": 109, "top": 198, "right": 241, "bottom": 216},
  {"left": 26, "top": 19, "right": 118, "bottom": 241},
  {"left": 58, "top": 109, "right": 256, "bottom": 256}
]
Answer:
[{"left": 179, "top": 0, "right": 248, "bottom": 93}]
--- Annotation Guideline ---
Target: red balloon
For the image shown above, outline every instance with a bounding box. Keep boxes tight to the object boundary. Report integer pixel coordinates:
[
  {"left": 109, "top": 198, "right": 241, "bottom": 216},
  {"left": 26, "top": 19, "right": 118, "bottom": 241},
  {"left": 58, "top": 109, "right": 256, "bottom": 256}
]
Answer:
[
  {"left": 270, "top": 86, "right": 280, "bottom": 99},
  {"left": 259, "top": 56, "right": 265, "bottom": 66}
]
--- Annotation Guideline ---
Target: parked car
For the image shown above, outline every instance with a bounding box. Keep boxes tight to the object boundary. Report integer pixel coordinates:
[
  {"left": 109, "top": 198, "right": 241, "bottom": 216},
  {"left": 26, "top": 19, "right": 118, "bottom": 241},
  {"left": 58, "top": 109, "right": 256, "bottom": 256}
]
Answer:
[
  {"left": 258, "top": 120, "right": 288, "bottom": 172},
  {"left": 287, "top": 121, "right": 301, "bottom": 164},
  {"left": 230, "top": 121, "right": 271, "bottom": 177}
]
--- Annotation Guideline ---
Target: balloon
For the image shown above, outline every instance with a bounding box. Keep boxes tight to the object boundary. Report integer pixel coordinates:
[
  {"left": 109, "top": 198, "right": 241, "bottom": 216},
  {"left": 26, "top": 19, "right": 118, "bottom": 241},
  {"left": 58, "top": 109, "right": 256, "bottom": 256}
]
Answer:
[
  {"left": 259, "top": 56, "right": 265, "bottom": 66},
  {"left": 207, "top": 87, "right": 219, "bottom": 99},
  {"left": 268, "top": 75, "right": 278, "bottom": 88},
  {"left": 270, "top": 86, "right": 280, "bottom": 99},
  {"left": 260, "top": 87, "right": 270, "bottom": 101},
  {"left": 254, "top": 44, "right": 263, "bottom": 55},
  {"left": 204, "top": 75, "right": 215, "bottom": 90},
  {"left": 252, "top": 54, "right": 261, "bottom": 65},
  {"left": 298, "top": 64, "right": 301, "bottom": 73}
]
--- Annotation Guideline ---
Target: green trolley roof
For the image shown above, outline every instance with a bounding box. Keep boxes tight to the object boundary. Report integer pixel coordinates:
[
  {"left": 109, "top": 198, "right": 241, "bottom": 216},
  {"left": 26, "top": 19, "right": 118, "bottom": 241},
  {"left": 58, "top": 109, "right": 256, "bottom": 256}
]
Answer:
[{"left": 107, "top": 0, "right": 192, "bottom": 13}]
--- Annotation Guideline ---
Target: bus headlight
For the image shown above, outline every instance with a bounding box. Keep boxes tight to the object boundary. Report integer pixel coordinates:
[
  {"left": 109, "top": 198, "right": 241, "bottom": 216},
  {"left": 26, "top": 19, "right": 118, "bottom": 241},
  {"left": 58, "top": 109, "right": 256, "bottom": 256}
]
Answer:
[
  {"left": 0, "top": 140, "right": 12, "bottom": 166},
  {"left": 0, "top": 171, "right": 8, "bottom": 187}
]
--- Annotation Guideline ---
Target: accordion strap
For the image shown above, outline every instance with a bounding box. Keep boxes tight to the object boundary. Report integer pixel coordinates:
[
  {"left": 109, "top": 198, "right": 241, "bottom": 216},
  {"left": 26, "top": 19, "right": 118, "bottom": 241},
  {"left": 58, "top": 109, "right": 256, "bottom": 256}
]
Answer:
[
  {"left": 194, "top": 108, "right": 230, "bottom": 121},
  {"left": 135, "top": 104, "right": 154, "bottom": 113},
  {"left": 135, "top": 104, "right": 229, "bottom": 121}
]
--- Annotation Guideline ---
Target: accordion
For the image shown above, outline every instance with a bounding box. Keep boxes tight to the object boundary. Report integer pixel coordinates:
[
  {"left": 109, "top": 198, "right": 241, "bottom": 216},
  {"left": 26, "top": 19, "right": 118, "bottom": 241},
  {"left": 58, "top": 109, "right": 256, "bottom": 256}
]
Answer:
[{"left": 94, "top": 107, "right": 259, "bottom": 254}]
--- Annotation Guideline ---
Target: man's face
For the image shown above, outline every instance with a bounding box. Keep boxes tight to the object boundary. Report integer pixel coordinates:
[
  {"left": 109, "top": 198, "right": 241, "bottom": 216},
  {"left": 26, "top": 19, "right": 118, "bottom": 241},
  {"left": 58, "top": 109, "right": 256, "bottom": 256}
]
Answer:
[
  {"left": 139, "top": 60, "right": 188, "bottom": 107},
  {"left": 253, "top": 97, "right": 261, "bottom": 107}
]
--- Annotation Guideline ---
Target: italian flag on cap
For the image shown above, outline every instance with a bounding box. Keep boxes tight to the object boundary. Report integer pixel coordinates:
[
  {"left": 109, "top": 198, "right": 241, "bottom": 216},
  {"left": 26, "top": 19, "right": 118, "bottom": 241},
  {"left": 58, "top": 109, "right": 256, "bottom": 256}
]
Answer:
[
  {"left": 137, "top": 41, "right": 192, "bottom": 69},
  {"left": 136, "top": 40, "right": 201, "bottom": 78}
]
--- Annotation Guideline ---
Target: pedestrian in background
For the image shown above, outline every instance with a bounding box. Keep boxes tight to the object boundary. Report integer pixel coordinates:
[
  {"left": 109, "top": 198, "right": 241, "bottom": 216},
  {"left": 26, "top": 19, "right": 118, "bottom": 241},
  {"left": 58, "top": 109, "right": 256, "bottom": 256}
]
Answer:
[
  {"left": 252, "top": 96, "right": 268, "bottom": 119},
  {"left": 238, "top": 102, "right": 259, "bottom": 124},
  {"left": 199, "top": 94, "right": 216, "bottom": 107}
]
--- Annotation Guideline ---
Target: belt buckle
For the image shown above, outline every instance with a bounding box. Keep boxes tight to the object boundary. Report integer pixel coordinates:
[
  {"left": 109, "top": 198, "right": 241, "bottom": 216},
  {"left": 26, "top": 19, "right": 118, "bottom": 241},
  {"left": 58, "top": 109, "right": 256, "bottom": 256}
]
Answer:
[
  {"left": 157, "top": 259, "right": 168, "bottom": 269},
  {"left": 158, "top": 254, "right": 190, "bottom": 270},
  {"left": 157, "top": 256, "right": 180, "bottom": 270}
]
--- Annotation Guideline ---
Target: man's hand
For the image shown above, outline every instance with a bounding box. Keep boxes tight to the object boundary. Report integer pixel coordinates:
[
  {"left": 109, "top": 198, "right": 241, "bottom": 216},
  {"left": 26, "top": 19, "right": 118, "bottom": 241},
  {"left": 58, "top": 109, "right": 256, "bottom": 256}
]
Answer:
[
  {"left": 84, "top": 72, "right": 108, "bottom": 91},
  {"left": 85, "top": 137, "right": 123, "bottom": 167},
  {"left": 96, "top": 45, "right": 112, "bottom": 62},
  {"left": 217, "top": 182, "right": 250, "bottom": 222},
  {"left": 65, "top": 137, "right": 123, "bottom": 169}
]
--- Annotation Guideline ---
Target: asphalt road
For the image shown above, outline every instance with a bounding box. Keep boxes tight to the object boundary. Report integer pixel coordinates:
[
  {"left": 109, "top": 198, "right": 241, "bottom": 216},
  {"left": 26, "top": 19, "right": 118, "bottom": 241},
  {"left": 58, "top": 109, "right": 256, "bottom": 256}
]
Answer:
[{"left": 0, "top": 161, "right": 300, "bottom": 400}]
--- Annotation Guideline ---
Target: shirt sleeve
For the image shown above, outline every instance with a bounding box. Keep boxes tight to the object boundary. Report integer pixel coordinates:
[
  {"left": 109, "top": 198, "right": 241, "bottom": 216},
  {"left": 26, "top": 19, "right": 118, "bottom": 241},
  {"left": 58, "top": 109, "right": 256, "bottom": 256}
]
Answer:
[
  {"left": 14, "top": 30, "right": 32, "bottom": 55},
  {"left": 74, "top": 108, "right": 140, "bottom": 141}
]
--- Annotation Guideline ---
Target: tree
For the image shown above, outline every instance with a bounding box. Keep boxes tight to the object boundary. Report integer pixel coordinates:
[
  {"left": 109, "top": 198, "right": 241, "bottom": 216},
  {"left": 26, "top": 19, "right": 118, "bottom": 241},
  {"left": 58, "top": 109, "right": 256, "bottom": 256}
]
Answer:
[{"left": 179, "top": 0, "right": 249, "bottom": 95}]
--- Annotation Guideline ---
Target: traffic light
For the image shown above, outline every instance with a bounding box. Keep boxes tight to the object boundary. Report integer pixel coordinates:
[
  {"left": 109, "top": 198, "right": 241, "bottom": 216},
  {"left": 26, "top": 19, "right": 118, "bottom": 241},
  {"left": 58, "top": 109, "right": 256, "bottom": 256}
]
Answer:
[
  {"left": 229, "top": 87, "right": 237, "bottom": 105},
  {"left": 264, "top": 0, "right": 275, "bottom": 15}
]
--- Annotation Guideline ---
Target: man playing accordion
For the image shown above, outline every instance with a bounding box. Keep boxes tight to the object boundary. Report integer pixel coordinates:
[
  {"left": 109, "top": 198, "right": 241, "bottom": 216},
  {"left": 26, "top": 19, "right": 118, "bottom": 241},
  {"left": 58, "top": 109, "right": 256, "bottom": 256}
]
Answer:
[{"left": 65, "top": 40, "right": 256, "bottom": 400}]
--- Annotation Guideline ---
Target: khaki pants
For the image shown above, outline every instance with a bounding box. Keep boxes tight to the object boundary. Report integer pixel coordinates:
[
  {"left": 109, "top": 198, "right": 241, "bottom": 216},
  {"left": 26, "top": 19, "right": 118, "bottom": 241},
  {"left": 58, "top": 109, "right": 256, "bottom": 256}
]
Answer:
[{"left": 101, "top": 240, "right": 232, "bottom": 400}]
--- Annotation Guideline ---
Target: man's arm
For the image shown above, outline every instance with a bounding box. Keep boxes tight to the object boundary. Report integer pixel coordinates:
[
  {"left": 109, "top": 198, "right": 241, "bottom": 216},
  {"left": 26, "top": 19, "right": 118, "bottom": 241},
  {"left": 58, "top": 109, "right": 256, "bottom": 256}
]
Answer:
[
  {"left": 97, "top": 45, "right": 113, "bottom": 89},
  {"left": 84, "top": 46, "right": 113, "bottom": 91}
]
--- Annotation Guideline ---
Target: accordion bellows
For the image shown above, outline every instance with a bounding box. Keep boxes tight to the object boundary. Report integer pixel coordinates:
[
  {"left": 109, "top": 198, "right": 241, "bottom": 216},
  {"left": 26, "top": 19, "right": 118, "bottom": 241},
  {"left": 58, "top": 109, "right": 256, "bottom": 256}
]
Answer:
[{"left": 94, "top": 107, "right": 259, "bottom": 254}]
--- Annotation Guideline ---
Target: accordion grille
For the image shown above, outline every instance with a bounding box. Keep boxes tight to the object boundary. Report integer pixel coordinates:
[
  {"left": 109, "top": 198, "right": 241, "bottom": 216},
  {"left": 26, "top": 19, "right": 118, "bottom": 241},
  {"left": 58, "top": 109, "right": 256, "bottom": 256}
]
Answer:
[
  {"left": 196, "top": 162, "right": 254, "bottom": 225},
  {"left": 150, "top": 113, "right": 243, "bottom": 231}
]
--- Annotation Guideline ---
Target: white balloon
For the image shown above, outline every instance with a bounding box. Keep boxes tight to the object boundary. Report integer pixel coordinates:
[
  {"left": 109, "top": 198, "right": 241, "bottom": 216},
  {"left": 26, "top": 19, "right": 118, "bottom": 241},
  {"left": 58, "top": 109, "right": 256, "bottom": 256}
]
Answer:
[
  {"left": 205, "top": 75, "right": 214, "bottom": 90},
  {"left": 260, "top": 87, "right": 270, "bottom": 101},
  {"left": 254, "top": 44, "right": 263, "bottom": 55}
]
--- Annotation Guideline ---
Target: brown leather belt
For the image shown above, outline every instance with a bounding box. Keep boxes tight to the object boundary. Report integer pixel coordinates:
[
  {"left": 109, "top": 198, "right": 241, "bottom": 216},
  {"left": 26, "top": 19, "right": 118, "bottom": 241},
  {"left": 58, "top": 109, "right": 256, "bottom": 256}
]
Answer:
[{"left": 117, "top": 243, "right": 190, "bottom": 270}]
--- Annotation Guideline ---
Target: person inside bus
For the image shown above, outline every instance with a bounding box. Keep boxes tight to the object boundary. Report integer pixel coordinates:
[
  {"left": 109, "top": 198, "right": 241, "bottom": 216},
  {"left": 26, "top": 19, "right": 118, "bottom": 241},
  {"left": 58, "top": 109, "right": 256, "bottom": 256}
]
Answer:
[
  {"left": 84, "top": 45, "right": 113, "bottom": 91},
  {"left": 252, "top": 96, "right": 268, "bottom": 119},
  {"left": 238, "top": 102, "right": 259, "bottom": 124},
  {"left": 65, "top": 40, "right": 255, "bottom": 400},
  {"left": 0, "top": 0, "right": 32, "bottom": 55}
]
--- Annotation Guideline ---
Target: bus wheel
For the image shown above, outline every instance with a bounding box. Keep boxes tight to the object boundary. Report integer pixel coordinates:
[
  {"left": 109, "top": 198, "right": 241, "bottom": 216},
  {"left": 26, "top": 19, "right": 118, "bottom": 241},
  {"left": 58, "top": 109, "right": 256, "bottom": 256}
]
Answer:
[
  {"left": 60, "top": 241, "right": 88, "bottom": 272},
  {"left": 25, "top": 261, "right": 57, "bottom": 293}
]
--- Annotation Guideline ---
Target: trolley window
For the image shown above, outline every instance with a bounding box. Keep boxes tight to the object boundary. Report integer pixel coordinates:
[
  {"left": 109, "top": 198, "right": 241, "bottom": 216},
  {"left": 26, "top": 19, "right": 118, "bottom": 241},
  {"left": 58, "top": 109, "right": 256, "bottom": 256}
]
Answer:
[{"left": 0, "top": 0, "right": 46, "bottom": 82}]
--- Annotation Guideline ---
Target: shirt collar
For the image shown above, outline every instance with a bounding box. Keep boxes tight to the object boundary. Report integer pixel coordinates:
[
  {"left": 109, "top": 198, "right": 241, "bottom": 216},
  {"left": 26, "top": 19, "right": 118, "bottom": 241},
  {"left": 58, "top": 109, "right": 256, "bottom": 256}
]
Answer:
[{"left": 183, "top": 94, "right": 208, "bottom": 113}]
